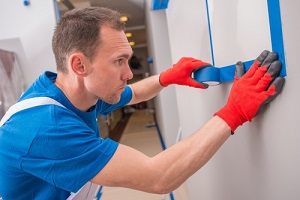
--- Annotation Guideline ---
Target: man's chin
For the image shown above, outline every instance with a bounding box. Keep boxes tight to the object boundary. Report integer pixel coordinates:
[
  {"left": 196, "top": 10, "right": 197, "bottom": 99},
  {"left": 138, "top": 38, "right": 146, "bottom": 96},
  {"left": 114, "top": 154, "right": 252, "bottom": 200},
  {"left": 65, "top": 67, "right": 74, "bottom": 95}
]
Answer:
[{"left": 102, "top": 96, "right": 120, "bottom": 105}]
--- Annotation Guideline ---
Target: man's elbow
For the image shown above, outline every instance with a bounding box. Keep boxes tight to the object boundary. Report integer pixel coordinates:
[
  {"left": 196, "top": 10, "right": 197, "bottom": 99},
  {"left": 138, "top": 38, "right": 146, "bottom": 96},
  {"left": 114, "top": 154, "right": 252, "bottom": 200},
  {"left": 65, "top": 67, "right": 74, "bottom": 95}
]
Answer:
[{"left": 149, "top": 178, "right": 180, "bottom": 194}]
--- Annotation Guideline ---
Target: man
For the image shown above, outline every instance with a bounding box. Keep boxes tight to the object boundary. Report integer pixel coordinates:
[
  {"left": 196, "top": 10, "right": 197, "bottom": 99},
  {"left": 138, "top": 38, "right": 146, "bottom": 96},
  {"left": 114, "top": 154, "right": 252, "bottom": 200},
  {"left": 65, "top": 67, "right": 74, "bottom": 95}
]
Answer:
[{"left": 0, "top": 7, "right": 284, "bottom": 199}]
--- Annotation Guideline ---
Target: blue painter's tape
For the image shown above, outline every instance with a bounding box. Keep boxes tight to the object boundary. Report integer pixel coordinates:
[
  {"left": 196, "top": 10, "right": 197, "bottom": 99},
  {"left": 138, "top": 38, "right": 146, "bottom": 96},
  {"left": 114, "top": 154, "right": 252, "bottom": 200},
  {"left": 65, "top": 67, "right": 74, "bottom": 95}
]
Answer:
[
  {"left": 242, "top": 60, "right": 254, "bottom": 71},
  {"left": 193, "top": 67, "right": 220, "bottom": 83},
  {"left": 195, "top": 0, "right": 286, "bottom": 85},
  {"left": 152, "top": 0, "right": 169, "bottom": 10},
  {"left": 268, "top": 0, "right": 286, "bottom": 76},
  {"left": 219, "top": 65, "right": 235, "bottom": 82},
  {"left": 194, "top": 60, "right": 254, "bottom": 84},
  {"left": 205, "top": 0, "right": 215, "bottom": 66}
]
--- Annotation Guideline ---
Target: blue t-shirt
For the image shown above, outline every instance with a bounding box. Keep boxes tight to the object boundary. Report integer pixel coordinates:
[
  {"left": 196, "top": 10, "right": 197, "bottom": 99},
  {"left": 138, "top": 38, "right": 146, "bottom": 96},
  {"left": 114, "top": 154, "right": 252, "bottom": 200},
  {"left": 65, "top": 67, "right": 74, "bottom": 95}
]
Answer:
[{"left": 0, "top": 71, "right": 132, "bottom": 199}]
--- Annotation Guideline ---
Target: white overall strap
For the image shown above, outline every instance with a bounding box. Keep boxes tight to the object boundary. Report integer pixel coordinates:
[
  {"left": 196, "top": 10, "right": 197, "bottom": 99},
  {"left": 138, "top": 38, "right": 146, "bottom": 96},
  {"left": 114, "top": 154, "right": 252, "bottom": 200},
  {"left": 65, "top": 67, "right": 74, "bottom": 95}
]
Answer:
[{"left": 0, "top": 97, "right": 66, "bottom": 127}]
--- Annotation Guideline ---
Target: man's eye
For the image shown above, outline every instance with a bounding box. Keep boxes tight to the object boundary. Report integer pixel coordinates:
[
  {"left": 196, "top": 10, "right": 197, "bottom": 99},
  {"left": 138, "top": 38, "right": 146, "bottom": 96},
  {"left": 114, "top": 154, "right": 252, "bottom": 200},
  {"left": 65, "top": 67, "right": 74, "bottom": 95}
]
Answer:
[{"left": 116, "top": 59, "right": 123, "bottom": 65}]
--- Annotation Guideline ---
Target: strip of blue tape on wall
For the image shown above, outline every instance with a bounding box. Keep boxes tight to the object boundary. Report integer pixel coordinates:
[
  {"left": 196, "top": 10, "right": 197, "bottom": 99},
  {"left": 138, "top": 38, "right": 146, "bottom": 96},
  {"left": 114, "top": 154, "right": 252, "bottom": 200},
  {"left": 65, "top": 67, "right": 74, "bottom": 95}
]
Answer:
[{"left": 194, "top": 0, "right": 286, "bottom": 85}]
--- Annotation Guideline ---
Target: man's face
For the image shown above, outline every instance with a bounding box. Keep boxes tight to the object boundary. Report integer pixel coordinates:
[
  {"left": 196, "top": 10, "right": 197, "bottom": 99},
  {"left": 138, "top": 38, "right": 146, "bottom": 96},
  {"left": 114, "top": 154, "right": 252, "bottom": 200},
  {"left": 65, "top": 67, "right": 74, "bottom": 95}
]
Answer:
[{"left": 85, "top": 26, "right": 134, "bottom": 104}]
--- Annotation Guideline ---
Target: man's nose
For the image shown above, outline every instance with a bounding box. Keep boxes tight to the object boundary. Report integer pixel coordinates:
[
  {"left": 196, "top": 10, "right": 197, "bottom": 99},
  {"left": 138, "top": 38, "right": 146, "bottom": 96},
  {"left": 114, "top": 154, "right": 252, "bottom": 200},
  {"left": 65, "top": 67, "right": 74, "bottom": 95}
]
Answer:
[{"left": 123, "top": 63, "right": 133, "bottom": 81}]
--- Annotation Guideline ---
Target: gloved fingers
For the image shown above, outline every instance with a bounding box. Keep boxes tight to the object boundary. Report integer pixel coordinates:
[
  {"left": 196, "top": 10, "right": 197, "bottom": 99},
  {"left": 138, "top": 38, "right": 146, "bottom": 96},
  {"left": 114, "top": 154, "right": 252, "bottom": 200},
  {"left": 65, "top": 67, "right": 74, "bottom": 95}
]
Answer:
[
  {"left": 191, "top": 64, "right": 213, "bottom": 76},
  {"left": 187, "top": 78, "right": 209, "bottom": 89},
  {"left": 256, "top": 77, "right": 285, "bottom": 116},
  {"left": 177, "top": 57, "right": 211, "bottom": 70},
  {"left": 255, "top": 50, "right": 270, "bottom": 65},
  {"left": 266, "top": 60, "right": 282, "bottom": 79},
  {"left": 189, "top": 61, "right": 212, "bottom": 71},
  {"left": 159, "top": 57, "right": 212, "bottom": 87},
  {"left": 269, "top": 76, "right": 285, "bottom": 97},
  {"left": 173, "top": 57, "right": 194, "bottom": 71},
  {"left": 242, "top": 60, "right": 260, "bottom": 79},
  {"left": 255, "top": 50, "right": 278, "bottom": 69},
  {"left": 256, "top": 72, "right": 273, "bottom": 91},
  {"left": 254, "top": 85, "right": 275, "bottom": 116},
  {"left": 260, "top": 51, "right": 278, "bottom": 69},
  {"left": 190, "top": 64, "right": 212, "bottom": 88},
  {"left": 256, "top": 61, "right": 282, "bottom": 91},
  {"left": 263, "top": 77, "right": 285, "bottom": 103},
  {"left": 250, "top": 65, "right": 268, "bottom": 83},
  {"left": 244, "top": 50, "right": 277, "bottom": 80},
  {"left": 235, "top": 61, "right": 245, "bottom": 79}
]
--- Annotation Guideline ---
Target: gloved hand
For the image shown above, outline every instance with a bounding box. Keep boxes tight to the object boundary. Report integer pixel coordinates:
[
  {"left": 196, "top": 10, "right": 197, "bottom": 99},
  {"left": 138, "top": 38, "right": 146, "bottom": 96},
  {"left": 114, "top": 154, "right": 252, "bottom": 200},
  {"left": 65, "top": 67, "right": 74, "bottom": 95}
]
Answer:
[
  {"left": 159, "top": 57, "right": 212, "bottom": 89},
  {"left": 214, "top": 50, "right": 285, "bottom": 133}
]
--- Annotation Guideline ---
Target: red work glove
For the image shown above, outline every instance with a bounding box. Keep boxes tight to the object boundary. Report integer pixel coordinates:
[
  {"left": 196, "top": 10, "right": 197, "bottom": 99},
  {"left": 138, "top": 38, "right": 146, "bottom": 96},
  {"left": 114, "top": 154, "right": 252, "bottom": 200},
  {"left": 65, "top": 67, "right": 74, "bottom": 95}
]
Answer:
[
  {"left": 159, "top": 57, "right": 211, "bottom": 89},
  {"left": 214, "top": 50, "right": 285, "bottom": 133}
]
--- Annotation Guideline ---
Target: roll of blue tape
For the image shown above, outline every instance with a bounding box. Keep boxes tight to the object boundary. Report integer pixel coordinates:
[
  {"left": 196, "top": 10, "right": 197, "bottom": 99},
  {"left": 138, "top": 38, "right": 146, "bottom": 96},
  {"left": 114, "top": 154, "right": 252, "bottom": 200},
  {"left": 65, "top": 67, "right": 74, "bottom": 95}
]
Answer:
[
  {"left": 193, "top": 60, "right": 254, "bottom": 85},
  {"left": 193, "top": 66, "right": 220, "bottom": 83}
]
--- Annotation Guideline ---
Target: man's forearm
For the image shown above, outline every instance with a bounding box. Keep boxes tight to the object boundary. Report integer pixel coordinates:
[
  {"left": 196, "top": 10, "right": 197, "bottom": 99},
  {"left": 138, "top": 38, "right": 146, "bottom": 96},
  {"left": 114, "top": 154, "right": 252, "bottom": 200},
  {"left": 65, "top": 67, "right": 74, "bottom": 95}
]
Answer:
[
  {"left": 128, "top": 74, "right": 163, "bottom": 105},
  {"left": 92, "top": 116, "right": 231, "bottom": 193},
  {"left": 149, "top": 115, "right": 231, "bottom": 192}
]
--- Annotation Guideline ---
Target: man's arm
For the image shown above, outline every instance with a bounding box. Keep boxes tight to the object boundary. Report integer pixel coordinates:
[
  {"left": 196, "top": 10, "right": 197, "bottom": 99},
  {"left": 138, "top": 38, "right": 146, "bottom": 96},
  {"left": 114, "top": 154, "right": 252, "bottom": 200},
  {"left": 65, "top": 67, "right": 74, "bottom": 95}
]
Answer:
[
  {"left": 128, "top": 57, "right": 212, "bottom": 105},
  {"left": 127, "top": 75, "right": 163, "bottom": 105},
  {"left": 91, "top": 50, "right": 284, "bottom": 193},
  {"left": 91, "top": 116, "right": 231, "bottom": 194}
]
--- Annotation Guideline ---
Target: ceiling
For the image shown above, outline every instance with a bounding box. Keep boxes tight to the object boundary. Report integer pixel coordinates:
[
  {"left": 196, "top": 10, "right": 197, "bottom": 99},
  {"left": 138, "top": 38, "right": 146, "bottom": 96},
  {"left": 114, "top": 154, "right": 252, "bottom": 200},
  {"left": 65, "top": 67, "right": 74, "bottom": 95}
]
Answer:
[{"left": 58, "top": 0, "right": 147, "bottom": 48}]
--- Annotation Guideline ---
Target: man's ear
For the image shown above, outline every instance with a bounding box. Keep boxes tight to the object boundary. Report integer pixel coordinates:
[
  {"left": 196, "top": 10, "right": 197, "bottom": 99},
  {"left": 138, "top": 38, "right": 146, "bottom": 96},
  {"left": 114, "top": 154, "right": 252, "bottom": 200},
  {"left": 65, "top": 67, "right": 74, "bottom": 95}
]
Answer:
[{"left": 69, "top": 53, "right": 88, "bottom": 77}]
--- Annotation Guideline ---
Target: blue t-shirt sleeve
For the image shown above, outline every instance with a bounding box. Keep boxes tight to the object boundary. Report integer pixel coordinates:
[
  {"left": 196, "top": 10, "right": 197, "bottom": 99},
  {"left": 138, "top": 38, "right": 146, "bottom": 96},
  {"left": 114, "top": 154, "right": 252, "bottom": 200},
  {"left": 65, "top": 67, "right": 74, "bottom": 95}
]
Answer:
[
  {"left": 97, "top": 85, "right": 132, "bottom": 116},
  {"left": 20, "top": 108, "right": 118, "bottom": 192}
]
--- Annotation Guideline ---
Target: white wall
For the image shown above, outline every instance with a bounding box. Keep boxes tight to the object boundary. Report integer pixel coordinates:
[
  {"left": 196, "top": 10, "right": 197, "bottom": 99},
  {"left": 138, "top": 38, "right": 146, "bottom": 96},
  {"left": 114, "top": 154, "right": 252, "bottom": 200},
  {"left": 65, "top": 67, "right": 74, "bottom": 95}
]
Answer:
[
  {"left": 145, "top": 0, "right": 181, "bottom": 148},
  {"left": 0, "top": 0, "right": 57, "bottom": 87},
  {"left": 153, "top": 0, "right": 300, "bottom": 199},
  {"left": 206, "top": 0, "right": 271, "bottom": 66}
]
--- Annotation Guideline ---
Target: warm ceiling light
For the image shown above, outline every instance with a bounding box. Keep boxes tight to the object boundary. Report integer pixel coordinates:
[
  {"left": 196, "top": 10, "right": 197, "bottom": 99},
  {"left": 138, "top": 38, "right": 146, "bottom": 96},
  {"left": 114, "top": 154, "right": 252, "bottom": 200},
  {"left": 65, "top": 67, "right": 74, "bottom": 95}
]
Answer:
[
  {"left": 120, "top": 16, "right": 129, "bottom": 22},
  {"left": 125, "top": 32, "right": 133, "bottom": 38},
  {"left": 129, "top": 41, "right": 135, "bottom": 46}
]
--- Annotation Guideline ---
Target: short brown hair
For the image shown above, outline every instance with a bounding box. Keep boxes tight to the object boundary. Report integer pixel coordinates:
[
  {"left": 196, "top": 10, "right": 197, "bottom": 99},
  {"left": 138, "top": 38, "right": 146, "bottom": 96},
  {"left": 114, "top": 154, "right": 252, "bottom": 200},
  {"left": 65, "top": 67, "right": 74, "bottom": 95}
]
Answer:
[{"left": 52, "top": 7, "right": 125, "bottom": 73}]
